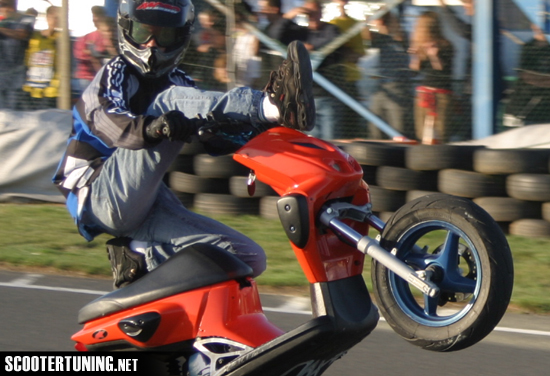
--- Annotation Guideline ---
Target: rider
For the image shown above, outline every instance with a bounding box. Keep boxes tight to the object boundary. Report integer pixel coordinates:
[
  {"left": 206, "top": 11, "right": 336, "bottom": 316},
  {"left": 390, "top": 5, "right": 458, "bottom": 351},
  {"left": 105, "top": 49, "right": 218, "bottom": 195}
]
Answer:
[{"left": 53, "top": 0, "right": 315, "bottom": 288}]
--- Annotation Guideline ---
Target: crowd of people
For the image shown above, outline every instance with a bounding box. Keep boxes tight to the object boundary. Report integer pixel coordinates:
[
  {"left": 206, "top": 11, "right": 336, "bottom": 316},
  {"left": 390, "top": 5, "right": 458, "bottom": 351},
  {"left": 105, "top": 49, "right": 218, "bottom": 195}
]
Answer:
[
  {"left": 182, "top": 0, "right": 458, "bottom": 142},
  {"left": 1, "top": 0, "right": 549, "bottom": 142},
  {"left": 0, "top": 1, "right": 118, "bottom": 111}
]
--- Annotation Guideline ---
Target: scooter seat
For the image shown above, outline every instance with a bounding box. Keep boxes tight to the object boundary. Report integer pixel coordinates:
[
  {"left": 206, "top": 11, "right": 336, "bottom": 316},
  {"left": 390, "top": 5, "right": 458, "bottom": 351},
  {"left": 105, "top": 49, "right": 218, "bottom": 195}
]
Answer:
[{"left": 78, "top": 243, "right": 253, "bottom": 324}]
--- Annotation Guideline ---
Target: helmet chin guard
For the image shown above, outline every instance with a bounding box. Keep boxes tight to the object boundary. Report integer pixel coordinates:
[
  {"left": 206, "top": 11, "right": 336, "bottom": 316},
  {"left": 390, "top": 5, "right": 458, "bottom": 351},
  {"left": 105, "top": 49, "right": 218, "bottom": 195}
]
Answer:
[{"left": 118, "top": 0, "right": 195, "bottom": 77}]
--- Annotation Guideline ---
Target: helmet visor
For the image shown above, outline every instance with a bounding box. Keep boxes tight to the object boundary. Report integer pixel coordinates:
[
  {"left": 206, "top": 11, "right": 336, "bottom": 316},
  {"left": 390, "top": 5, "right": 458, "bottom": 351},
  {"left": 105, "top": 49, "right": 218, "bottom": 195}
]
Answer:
[{"left": 129, "top": 21, "right": 186, "bottom": 48}]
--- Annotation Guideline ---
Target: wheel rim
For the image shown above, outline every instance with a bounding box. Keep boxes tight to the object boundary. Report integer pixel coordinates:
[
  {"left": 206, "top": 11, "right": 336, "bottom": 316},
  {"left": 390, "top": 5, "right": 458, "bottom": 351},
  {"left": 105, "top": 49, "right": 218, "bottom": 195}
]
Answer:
[{"left": 388, "top": 221, "right": 482, "bottom": 327}]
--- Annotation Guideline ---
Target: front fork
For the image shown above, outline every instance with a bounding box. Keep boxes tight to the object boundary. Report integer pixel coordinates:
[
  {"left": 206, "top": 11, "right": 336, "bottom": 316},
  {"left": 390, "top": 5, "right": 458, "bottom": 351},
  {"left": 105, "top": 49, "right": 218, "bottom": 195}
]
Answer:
[{"left": 319, "top": 202, "right": 440, "bottom": 298}]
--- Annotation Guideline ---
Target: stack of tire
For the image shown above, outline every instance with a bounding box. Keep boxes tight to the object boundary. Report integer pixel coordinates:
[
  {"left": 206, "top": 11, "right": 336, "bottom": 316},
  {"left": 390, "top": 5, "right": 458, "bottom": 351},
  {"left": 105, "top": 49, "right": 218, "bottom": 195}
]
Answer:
[
  {"left": 166, "top": 140, "right": 278, "bottom": 218},
  {"left": 342, "top": 141, "right": 550, "bottom": 237},
  {"left": 341, "top": 141, "right": 444, "bottom": 223},
  {"left": 167, "top": 139, "right": 550, "bottom": 237},
  {"left": 470, "top": 148, "right": 550, "bottom": 237}
]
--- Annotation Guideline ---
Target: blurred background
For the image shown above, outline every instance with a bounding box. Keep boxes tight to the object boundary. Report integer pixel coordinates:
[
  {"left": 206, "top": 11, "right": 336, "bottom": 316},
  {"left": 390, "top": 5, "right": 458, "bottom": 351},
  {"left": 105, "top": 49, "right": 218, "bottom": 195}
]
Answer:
[{"left": 2, "top": 0, "right": 550, "bottom": 142}]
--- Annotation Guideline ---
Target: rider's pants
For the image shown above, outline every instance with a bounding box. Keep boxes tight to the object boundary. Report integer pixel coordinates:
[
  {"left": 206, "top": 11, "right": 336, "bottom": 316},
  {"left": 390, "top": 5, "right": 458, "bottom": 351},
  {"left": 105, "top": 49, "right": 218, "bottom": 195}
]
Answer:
[{"left": 85, "top": 86, "right": 268, "bottom": 276}]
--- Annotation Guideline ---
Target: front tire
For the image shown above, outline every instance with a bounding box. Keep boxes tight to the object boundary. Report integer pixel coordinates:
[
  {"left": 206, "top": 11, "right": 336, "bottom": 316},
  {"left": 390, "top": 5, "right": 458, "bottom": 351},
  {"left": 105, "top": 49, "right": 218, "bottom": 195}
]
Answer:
[{"left": 371, "top": 193, "right": 514, "bottom": 351}]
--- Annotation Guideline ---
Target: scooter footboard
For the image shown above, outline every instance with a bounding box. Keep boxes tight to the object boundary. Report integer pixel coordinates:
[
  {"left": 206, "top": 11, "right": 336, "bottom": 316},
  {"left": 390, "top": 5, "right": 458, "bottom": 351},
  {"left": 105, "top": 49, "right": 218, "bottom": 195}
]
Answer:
[{"left": 221, "top": 275, "right": 379, "bottom": 376}]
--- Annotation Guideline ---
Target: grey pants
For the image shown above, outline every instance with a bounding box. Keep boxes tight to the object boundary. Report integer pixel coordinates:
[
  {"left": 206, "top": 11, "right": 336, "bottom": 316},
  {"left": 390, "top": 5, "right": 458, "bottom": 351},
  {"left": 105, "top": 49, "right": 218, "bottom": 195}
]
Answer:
[{"left": 86, "top": 86, "right": 268, "bottom": 276}]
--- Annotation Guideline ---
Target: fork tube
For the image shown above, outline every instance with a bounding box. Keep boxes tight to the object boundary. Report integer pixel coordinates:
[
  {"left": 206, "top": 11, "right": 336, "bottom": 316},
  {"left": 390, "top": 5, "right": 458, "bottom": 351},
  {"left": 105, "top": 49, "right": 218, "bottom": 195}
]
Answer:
[
  {"left": 326, "top": 218, "right": 439, "bottom": 298},
  {"left": 367, "top": 214, "right": 385, "bottom": 232}
]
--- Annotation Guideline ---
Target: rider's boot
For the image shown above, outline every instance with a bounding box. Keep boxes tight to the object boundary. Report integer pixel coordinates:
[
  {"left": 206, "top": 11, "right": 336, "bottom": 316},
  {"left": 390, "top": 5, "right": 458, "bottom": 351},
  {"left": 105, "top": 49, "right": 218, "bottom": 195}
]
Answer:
[
  {"left": 263, "top": 40, "right": 315, "bottom": 132},
  {"left": 106, "top": 237, "right": 147, "bottom": 289}
]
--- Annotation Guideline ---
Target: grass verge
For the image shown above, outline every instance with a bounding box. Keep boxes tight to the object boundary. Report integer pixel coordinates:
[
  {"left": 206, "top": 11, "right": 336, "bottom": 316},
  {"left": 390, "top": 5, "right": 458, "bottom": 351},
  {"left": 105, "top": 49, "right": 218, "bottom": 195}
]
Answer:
[{"left": 1, "top": 203, "right": 548, "bottom": 314}]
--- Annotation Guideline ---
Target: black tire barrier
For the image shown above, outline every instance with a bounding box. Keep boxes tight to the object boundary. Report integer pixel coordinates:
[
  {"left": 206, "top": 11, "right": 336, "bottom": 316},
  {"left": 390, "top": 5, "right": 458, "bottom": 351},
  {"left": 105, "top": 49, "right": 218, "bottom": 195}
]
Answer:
[
  {"left": 473, "top": 196, "right": 541, "bottom": 222},
  {"left": 376, "top": 166, "right": 438, "bottom": 192},
  {"left": 180, "top": 138, "right": 207, "bottom": 155},
  {"left": 229, "top": 176, "right": 277, "bottom": 198},
  {"left": 406, "top": 144, "right": 483, "bottom": 171},
  {"left": 166, "top": 139, "right": 550, "bottom": 237},
  {"left": 509, "top": 218, "right": 550, "bottom": 237},
  {"left": 438, "top": 169, "right": 507, "bottom": 198},
  {"left": 541, "top": 202, "right": 550, "bottom": 222},
  {"left": 473, "top": 148, "right": 550, "bottom": 175},
  {"left": 259, "top": 196, "right": 280, "bottom": 220},
  {"left": 169, "top": 171, "right": 229, "bottom": 194},
  {"left": 193, "top": 154, "right": 249, "bottom": 179},
  {"left": 167, "top": 154, "right": 195, "bottom": 174},
  {"left": 506, "top": 173, "right": 550, "bottom": 202},
  {"left": 342, "top": 142, "right": 408, "bottom": 167},
  {"left": 194, "top": 193, "right": 260, "bottom": 216},
  {"left": 368, "top": 185, "right": 407, "bottom": 213},
  {"left": 360, "top": 164, "right": 377, "bottom": 185}
]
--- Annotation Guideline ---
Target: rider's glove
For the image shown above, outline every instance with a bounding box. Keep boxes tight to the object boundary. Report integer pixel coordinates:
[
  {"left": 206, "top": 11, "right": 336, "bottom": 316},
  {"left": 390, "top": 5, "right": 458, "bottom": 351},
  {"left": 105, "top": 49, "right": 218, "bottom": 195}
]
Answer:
[
  {"left": 196, "top": 112, "right": 261, "bottom": 155},
  {"left": 145, "top": 111, "right": 196, "bottom": 143}
]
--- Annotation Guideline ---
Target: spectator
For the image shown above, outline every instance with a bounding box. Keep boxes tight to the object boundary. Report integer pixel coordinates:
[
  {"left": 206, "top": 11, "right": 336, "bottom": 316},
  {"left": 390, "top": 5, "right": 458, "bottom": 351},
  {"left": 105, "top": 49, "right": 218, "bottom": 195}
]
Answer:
[
  {"left": 0, "top": 0, "right": 34, "bottom": 110},
  {"left": 72, "top": 6, "right": 117, "bottom": 97},
  {"left": 437, "top": 0, "right": 473, "bottom": 139},
  {"left": 504, "top": 23, "right": 550, "bottom": 126},
  {"left": 283, "top": 0, "right": 342, "bottom": 140},
  {"left": 212, "top": 52, "right": 231, "bottom": 90},
  {"left": 259, "top": 0, "right": 306, "bottom": 46},
  {"left": 409, "top": 10, "right": 454, "bottom": 143},
  {"left": 232, "top": 1, "right": 262, "bottom": 88},
  {"left": 437, "top": 0, "right": 503, "bottom": 138},
  {"left": 256, "top": 0, "right": 306, "bottom": 89},
  {"left": 190, "top": 8, "right": 226, "bottom": 89},
  {"left": 22, "top": 5, "right": 61, "bottom": 110},
  {"left": 366, "top": 11, "right": 414, "bottom": 139},
  {"left": 329, "top": 0, "right": 366, "bottom": 138},
  {"left": 194, "top": 9, "right": 225, "bottom": 54},
  {"left": 25, "top": 7, "right": 37, "bottom": 17},
  {"left": 94, "top": 17, "right": 119, "bottom": 66}
]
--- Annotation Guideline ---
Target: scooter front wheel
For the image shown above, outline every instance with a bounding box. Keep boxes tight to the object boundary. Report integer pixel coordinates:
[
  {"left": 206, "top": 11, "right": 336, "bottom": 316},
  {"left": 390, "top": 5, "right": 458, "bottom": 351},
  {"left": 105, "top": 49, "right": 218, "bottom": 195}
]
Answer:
[{"left": 371, "top": 193, "right": 514, "bottom": 351}]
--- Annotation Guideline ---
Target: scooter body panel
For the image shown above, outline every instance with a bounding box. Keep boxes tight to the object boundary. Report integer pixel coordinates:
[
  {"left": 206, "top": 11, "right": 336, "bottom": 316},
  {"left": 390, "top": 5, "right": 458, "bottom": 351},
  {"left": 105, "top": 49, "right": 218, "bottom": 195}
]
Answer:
[
  {"left": 234, "top": 127, "right": 371, "bottom": 283},
  {"left": 72, "top": 279, "right": 284, "bottom": 351}
]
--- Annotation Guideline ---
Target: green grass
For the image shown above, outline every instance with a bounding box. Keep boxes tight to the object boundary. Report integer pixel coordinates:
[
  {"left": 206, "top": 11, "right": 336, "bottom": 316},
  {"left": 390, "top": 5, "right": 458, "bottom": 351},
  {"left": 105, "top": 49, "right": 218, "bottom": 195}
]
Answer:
[{"left": 1, "top": 203, "right": 549, "bottom": 314}]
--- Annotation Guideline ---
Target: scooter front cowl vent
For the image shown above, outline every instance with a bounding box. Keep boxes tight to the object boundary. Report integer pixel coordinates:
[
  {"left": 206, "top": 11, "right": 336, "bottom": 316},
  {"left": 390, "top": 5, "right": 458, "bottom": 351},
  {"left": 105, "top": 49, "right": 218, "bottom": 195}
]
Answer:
[{"left": 118, "top": 312, "right": 161, "bottom": 343}]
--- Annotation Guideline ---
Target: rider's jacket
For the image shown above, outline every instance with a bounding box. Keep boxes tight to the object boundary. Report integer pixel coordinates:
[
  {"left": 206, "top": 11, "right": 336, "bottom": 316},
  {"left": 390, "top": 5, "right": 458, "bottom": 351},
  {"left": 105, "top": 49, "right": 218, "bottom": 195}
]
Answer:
[{"left": 52, "top": 55, "right": 195, "bottom": 241}]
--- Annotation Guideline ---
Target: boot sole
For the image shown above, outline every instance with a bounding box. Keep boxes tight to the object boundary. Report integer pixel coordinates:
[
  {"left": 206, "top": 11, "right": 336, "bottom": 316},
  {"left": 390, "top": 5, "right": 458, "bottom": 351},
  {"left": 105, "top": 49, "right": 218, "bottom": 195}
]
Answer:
[{"left": 287, "top": 41, "right": 315, "bottom": 131}]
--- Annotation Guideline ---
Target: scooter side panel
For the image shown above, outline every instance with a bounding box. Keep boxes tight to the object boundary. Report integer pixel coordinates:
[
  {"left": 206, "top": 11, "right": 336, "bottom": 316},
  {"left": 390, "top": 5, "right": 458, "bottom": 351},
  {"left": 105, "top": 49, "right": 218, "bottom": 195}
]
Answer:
[
  {"left": 197, "top": 283, "right": 285, "bottom": 347},
  {"left": 72, "top": 286, "right": 210, "bottom": 350},
  {"left": 72, "top": 280, "right": 282, "bottom": 351}
]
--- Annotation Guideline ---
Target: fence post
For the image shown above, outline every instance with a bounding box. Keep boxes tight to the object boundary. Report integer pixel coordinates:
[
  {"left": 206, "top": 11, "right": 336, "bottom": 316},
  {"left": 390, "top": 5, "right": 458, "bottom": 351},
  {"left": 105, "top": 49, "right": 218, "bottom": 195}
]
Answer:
[{"left": 57, "top": 0, "right": 71, "bottom": 110}]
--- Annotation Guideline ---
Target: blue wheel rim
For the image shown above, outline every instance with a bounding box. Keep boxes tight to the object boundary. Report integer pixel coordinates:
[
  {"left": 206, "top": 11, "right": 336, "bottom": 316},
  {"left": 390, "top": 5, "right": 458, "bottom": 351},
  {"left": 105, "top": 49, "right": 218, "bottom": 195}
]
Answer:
[{"left": 388, "top": 220, "right": 482, "bottom": 327}]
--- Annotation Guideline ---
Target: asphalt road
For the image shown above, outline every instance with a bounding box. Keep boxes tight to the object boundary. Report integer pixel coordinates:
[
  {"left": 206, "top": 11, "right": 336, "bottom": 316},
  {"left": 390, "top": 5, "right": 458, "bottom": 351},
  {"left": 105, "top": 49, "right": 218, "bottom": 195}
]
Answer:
[{"left": 1, "top": 269, "right": 550, "bottom": 375}]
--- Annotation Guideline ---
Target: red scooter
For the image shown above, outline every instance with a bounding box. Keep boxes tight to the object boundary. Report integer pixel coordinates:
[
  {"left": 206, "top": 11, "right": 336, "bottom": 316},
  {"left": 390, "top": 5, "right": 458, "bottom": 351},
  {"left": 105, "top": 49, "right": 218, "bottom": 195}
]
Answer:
[{"left": 72, "top": 127, "right": 514, "bottom": 375}]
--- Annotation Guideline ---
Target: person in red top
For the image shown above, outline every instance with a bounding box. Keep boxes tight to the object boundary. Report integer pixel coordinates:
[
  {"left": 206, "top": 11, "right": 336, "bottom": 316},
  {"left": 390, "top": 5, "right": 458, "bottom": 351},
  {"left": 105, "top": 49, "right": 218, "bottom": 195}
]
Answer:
[{"left": 72, "top": 6, "right": 118, "bottom": 98}]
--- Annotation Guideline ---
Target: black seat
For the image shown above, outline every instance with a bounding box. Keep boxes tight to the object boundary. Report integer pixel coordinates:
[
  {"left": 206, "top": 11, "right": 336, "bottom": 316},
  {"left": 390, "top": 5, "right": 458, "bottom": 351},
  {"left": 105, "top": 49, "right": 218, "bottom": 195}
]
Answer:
[{"left": 78, "top": 243, "right": 253, "bottom": 324}]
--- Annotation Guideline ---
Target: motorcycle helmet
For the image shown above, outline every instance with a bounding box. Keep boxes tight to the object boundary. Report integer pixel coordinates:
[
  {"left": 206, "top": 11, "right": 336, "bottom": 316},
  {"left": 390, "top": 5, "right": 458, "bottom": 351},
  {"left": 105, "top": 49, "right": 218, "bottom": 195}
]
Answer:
[{"left": 118, "top": 0, "right": 195, "bottom": 78}]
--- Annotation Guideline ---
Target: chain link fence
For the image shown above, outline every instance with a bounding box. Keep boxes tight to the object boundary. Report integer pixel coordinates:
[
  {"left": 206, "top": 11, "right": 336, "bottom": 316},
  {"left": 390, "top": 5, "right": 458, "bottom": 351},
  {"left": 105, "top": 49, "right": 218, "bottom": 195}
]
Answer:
[{"left": 2, "top": 0, "right": 548, "bottom": 142}]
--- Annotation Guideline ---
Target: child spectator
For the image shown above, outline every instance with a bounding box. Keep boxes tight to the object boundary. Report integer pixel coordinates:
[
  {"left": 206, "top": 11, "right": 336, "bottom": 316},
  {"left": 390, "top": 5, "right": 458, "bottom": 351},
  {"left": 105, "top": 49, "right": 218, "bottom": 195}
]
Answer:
[{"left": 22, "top": 5, "right": 61, "bottom": 109}]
